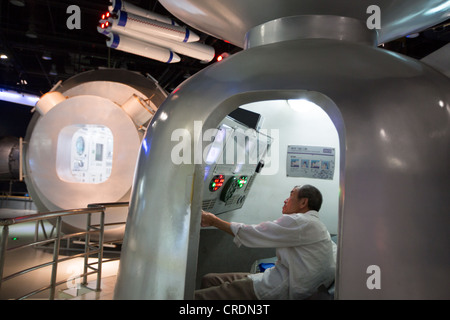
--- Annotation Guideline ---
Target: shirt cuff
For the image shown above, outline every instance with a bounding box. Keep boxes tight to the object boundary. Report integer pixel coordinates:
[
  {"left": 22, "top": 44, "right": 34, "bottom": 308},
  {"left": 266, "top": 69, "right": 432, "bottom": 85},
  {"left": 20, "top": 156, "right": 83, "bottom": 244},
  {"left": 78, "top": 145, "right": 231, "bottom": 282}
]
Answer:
[{"left": 230, "top": 222, "right": 244, "bottom": 248}]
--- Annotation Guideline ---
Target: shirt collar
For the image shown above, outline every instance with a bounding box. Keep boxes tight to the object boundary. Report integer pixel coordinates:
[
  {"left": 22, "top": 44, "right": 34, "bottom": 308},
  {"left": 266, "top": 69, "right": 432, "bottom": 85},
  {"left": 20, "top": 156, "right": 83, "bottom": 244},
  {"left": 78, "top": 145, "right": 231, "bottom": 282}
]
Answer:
[{"left": 304, "top": 210, "right": 319, "bottom": 217}]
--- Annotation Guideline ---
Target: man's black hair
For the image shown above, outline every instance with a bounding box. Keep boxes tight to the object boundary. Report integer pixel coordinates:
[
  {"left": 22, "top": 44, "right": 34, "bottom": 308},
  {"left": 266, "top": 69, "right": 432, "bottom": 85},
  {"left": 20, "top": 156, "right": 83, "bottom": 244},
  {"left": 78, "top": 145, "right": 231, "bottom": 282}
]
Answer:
[{"left": 296, "top": 185, "right": 323, "bottom": 211}]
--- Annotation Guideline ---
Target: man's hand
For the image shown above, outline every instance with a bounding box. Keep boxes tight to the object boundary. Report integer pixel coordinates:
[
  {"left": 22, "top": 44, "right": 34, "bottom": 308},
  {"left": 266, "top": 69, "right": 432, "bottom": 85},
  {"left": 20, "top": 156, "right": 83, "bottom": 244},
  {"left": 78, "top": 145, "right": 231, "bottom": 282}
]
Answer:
[
  {"left": 201, "top": 210, "right": 216, "bottom": 227},
  {"left": 201, "top": 210, "right": 234, "bottom": 236}
]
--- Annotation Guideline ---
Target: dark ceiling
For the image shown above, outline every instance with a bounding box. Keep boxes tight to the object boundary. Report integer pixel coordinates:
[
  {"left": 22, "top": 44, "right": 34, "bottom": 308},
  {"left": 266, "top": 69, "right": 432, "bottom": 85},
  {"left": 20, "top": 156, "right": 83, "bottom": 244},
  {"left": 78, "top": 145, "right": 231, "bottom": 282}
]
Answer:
[
  {"left": 0, "top": 0, "right": 240, "bottom": 95},
  {"left": 0, "top": 0, "right": 449, "bottom": 96}
]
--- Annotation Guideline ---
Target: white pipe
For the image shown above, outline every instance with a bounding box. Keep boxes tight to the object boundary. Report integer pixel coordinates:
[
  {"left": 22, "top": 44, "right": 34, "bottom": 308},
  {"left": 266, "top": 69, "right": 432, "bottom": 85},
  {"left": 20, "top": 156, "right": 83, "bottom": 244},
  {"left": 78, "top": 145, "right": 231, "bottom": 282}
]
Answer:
[
  {"left": 121, "top": 94, "right": 157, "bottom": 127},
  {"left": 109, "top": 0, "right": 179, "bottom": 26},
  {"left": 116, "top": 10, "right": 199, "bottom": 43},
  {"left": 104, "top": 18, "right": 215, "bottom": 62},
  {"left": 35, "top": 91, "right": 66, "bottom": 116},
  {"left": 106, "top": 32, "right": 181, "bottom": 63}
]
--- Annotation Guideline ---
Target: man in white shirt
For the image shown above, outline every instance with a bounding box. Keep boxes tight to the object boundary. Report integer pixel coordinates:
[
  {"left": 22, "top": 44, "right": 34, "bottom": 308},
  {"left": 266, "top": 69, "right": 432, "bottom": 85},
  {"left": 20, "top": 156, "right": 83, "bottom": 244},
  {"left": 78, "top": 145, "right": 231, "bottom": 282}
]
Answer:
[{"left": 195, "top": 184, "right": 336, "bottom": 300}]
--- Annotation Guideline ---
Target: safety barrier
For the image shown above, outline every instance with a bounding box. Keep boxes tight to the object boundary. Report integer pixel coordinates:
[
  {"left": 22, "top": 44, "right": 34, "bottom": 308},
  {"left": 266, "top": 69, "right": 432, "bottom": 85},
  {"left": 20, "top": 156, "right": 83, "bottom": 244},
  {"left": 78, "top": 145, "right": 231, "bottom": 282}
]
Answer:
[{"left": 0, "top": 202, "right": 128, "bottom": 300}]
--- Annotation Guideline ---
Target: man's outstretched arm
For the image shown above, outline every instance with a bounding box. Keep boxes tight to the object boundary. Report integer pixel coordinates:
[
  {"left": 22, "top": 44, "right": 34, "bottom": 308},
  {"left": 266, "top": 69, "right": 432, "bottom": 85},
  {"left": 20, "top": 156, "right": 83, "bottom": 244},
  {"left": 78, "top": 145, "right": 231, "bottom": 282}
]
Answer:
[{"left": 201, "top": 210, "right": 234, "bottom": 236}]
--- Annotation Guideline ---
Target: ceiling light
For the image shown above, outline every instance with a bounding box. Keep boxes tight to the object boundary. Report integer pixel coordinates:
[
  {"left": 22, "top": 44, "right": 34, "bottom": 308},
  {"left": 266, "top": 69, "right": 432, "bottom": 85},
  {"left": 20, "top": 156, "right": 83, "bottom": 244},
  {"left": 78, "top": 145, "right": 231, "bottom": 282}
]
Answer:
[
  {"left": 0, "top": 54, "right": 8, "bottom": 59},
  {"left": 406, "top": 33, "right": 420, "bottom": 39},
  {"left": 26, "top": 29, "right": 38, "bottom": 38},
  {"left": 26, "top": 24, "right": 38, "bottom": 38},
  {"left": 9, "top": 0, "right": 25, "bottom": 7},
  {"left": 287, "top": 99, "right": 321, "bottom": 113},
  {"left": 49, "top": 64, "right": 58, "bottom": 76},
  {"left": 42, "top": 52, "right": 52, "bottom": 60}
]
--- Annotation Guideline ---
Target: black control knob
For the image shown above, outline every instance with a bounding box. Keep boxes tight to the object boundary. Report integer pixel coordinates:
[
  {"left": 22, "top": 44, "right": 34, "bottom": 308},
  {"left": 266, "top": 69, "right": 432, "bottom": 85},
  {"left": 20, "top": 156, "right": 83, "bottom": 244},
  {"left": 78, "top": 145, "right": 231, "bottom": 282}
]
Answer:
[{"left": 220, "top": 177, "right": 238, "bottom": 202}]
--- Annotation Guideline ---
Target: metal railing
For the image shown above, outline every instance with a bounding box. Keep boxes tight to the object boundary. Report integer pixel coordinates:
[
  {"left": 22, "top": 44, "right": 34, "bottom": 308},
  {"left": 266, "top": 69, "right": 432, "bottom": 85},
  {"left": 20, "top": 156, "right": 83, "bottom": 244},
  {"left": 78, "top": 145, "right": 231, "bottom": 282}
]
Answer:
[
  {"left": 0, "top": 195, "right": 35, "bottom": 211},
  {"left": 0, "top": 202, "right": 128, "bottom": 300}
]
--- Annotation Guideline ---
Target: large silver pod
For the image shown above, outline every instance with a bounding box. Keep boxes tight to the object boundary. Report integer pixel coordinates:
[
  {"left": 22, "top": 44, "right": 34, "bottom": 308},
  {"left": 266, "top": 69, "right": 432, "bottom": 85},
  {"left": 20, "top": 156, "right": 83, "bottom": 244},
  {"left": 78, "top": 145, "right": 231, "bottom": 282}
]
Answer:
[
  {"left": 114, "top": 3, "right": 450, "bottom": 299},
  {"left": 23, "top": 69, "right": 167, "bottom": 241}
]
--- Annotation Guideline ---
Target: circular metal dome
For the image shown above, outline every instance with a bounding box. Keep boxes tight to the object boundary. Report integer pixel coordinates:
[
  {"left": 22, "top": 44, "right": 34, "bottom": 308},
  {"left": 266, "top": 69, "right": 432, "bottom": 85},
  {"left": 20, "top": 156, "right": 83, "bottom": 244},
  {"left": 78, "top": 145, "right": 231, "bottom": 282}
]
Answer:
[{"left": 158, "top": 0, "right": 450, "bottom": 47}]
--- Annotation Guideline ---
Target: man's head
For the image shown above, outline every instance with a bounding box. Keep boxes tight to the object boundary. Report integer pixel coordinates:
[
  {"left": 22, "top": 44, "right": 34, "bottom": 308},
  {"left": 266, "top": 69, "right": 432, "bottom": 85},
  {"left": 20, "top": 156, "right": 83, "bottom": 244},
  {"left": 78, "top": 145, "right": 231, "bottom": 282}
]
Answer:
[{"left": 282, "top": 185, "right": 323, "bottom": 214}]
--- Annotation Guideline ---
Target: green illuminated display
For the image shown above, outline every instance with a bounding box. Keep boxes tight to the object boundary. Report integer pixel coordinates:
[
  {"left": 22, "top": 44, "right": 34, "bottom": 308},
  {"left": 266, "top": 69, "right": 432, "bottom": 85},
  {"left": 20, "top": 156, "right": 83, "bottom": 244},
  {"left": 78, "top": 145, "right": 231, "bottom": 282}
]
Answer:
[{"left": 237, "top": 176, "right": 248, "bottom": 188}]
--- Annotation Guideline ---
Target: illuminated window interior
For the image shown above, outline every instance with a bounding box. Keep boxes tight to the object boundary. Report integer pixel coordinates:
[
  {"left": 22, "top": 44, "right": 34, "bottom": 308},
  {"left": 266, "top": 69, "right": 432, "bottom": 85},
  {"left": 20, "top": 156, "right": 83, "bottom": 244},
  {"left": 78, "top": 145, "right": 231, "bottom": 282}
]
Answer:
[{"left": 56, "top": 124, "right": 113, "bottom": 184}]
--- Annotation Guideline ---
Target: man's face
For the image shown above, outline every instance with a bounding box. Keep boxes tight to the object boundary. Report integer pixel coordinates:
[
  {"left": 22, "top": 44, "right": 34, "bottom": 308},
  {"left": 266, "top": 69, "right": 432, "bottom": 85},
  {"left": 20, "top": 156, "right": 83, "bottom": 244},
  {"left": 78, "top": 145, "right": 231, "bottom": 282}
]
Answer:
[{"left": 282, "top": 188, "right": 302, "bottom": 214}]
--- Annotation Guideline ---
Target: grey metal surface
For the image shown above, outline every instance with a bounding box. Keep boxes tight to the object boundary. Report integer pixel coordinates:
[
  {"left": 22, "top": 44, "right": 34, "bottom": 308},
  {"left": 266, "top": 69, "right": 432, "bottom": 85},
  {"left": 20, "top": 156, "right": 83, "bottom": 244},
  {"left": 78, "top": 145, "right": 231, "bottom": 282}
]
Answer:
[
  {"left": 421, "top": 43, "right": 450, "bottom": 77},
  {"left": 245, "top": 15, "right": 378, "bottom": 48},
  {"left": 114, "top": 14, "right": 450, "bottom": 299},
  {"left": 158, "top": 0, "right": 450, "bottom": 47}
]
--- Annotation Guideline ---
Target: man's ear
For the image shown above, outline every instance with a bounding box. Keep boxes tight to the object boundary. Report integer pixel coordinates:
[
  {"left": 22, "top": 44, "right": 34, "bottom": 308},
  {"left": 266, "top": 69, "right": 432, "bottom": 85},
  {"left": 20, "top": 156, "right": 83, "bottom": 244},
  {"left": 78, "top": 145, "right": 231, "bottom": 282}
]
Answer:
[{"left": 299, "top": 197, "right": 309, "bottom": 210}]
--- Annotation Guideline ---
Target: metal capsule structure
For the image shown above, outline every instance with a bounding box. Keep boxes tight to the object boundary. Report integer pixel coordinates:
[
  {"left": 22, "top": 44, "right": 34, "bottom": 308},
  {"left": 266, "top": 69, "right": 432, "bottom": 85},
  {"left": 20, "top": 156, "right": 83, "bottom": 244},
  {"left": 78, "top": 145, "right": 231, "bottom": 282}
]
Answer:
[
  {"left": 22, "top": 69, "right": 167, "bottom": 242},
  {"left": 113, "top": 0, "right": 450, "bottom": 300}
]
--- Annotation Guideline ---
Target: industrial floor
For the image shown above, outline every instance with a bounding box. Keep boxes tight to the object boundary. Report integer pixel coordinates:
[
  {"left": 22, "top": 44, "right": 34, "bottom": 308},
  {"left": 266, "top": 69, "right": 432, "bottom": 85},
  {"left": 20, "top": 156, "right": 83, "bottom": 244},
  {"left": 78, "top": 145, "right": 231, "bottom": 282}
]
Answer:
[{"left": 0, "top": 207, "right": 119, "bottom": 300}]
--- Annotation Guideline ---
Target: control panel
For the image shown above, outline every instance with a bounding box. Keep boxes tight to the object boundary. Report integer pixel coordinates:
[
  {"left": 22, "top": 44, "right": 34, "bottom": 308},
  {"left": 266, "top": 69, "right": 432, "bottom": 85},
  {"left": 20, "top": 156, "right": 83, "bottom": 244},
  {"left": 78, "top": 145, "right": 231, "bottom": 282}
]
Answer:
[
  {"left": 202, "top": 109, "right": 272, "bottom": 215},
  {"left": 68, "top": 125, "right": 114, "bottom": 184}
]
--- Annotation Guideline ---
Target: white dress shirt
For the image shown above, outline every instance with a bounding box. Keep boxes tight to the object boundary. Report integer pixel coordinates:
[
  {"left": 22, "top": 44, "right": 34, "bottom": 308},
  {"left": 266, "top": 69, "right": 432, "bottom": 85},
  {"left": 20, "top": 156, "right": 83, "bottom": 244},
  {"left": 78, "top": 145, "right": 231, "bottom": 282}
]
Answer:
[{"left": 230, "top": 210, "right": 336, "bottom": 300}]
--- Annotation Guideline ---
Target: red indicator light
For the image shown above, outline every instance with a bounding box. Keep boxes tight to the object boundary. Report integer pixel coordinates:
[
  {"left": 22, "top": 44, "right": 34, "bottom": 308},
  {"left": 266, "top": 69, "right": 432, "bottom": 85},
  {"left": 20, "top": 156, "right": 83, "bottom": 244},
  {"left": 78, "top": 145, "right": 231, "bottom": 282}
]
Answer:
[
  {"left": 209, "top": 175, "right": 225, "bottom": 192},
  {"left": 216, "top": 53, "right": 229, "bottom": 62}
]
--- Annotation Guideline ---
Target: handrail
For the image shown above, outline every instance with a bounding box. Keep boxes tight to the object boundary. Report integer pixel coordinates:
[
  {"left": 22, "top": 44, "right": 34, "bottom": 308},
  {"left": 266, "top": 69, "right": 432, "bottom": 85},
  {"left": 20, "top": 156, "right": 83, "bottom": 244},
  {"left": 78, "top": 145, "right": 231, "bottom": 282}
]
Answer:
[
  {"left": 87, "top": 202, "right": 130, "bottom": 208},
  {"left": 0, "top": 202, "right": 129, "bottom": 300},
  {"left": 0, "top": 207, "right": 107, "bottom": 226}
]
